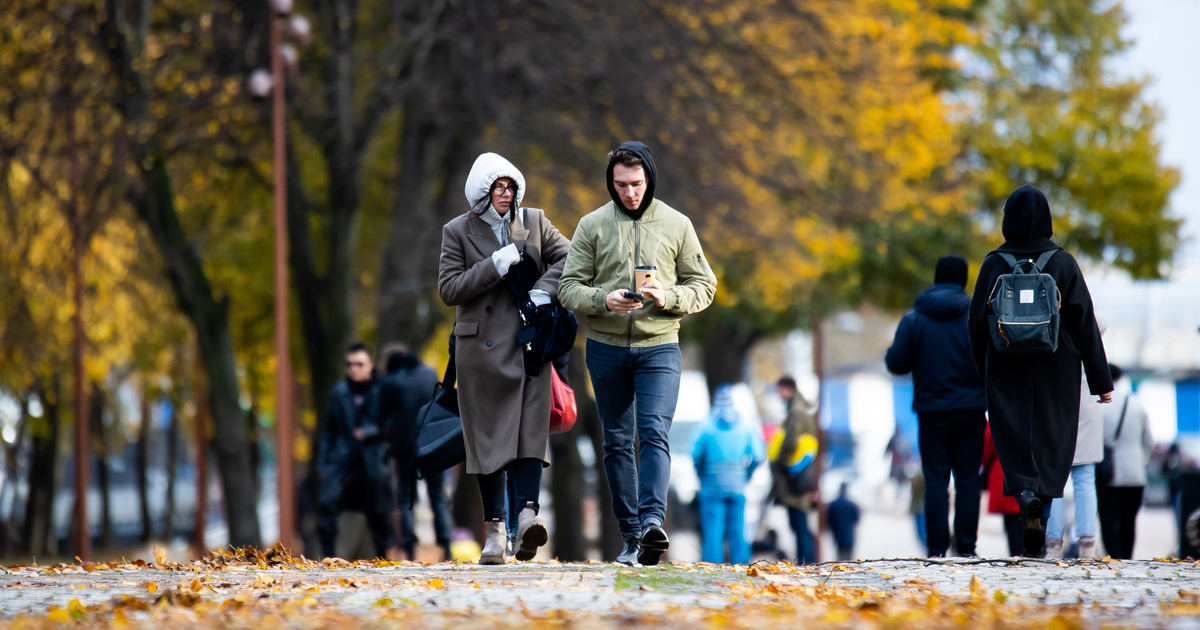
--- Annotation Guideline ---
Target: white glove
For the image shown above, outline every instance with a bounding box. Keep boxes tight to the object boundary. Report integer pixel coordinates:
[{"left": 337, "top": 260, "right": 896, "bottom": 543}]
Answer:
[
  {"left": 529, "top": 289, "right": 551, "bottom": 307},
  {"left": 491, "top": 243, "right": 520, "bottom": 277}
]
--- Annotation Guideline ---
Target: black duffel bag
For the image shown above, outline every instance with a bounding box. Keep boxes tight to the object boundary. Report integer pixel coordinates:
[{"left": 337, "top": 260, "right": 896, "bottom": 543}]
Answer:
[{"left": 413, "top": 340, "right": 465, "bottom": 476}]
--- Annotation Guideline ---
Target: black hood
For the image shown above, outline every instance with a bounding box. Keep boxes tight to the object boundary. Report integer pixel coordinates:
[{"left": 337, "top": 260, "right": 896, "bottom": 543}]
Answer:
[
  {"left": 913, "top": 284, "right": 970, "bottom": 321},
  {"left": 385, "top": 352, "right": 421, "bottom": 374},
  {"left": 998, "top": 185, "right": 1061, "bottom": 254},
  {"left": 606, "top": 140, "right": 658, "bottom": 219}
]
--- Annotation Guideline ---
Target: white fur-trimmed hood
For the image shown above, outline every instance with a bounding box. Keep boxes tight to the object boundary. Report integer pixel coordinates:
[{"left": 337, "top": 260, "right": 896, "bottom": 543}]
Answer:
[{"left": 464, "top": 152, "right": 526, "bottom": 210}]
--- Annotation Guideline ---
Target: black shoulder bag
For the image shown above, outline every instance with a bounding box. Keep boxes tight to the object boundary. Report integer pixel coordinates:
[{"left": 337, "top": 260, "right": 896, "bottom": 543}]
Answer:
[
  {"left": 1096, "top": 395, "right": 1129, "bottom": 487},
  {"left": 413, "top": 337, "right": 466, "bottom": 477}
]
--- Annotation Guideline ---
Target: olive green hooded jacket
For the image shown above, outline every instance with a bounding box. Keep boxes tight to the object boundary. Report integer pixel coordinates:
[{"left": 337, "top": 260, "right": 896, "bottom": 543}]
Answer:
[{"left": 559, "top": 199, "right": 717, "bottom": 347}]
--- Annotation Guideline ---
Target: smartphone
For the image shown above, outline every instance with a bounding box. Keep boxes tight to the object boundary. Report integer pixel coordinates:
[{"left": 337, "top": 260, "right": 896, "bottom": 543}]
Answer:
[{"left": 623, "top": 291, "right": 644, "bottom": 300}]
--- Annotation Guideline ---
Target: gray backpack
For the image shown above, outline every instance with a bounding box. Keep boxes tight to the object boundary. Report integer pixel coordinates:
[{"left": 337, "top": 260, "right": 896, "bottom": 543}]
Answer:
[{"left": 987, "top": 251, "right": 1060, "bottom": 355}]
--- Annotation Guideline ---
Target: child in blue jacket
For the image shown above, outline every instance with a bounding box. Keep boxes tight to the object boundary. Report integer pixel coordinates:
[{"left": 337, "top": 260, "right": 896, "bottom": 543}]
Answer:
[{"left": 692, "top": 385, "right": 766, "bottom": 564}]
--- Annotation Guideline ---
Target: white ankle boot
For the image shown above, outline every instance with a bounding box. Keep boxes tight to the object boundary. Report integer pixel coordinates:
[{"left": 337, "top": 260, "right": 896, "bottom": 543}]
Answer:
[
  {"left": 1077, "top": 536, "right": 1097, "bottom": 559},
  {"left": 514, "top": 507, "right": 548, "bottom": 561},
  {"left": 1045, "top": 539, "right": 1064, "bottom": 559},
  {"left": 479, "top": 520, "right": 507, "bottom": 565}
]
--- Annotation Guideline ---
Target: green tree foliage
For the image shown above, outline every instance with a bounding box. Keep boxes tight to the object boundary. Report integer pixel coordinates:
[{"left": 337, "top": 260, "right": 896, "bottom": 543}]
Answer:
[{"left": 968, "top": 0, "right": 1181, "bottom": 278}]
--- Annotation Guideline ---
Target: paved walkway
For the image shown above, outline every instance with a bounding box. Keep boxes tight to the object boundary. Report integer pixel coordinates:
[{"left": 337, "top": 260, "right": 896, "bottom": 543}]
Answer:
[{"left": 3, "top": 556, "right": 1200, "bottom": 628}]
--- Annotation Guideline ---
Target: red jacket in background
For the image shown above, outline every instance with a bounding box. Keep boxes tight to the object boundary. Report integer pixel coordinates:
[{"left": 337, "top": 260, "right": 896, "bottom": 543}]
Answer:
[{"left": 983, "top": 424, "right": 1020, "bottom": 514}]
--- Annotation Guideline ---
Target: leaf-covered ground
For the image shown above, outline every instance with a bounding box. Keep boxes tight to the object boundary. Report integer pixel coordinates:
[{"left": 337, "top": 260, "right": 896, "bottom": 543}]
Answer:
[{"left": 3, "top": 545, "right": 1200, "bottom": 628}]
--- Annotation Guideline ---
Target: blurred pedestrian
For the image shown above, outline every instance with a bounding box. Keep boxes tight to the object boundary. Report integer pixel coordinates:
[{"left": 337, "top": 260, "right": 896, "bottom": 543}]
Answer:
[
  {"left": 886, "top": 255, "right": 987, "bottom": 557},
  {"left": 1046, "top": 370, "right": 1105, "bottom": 559},
  {"left": 770, "top": 376, "right": 818, "bottom": 564},
  {"left": 316, "top": 343, "right": 393, "bottom": 559},
  {"left": 982, "top": 424, "right": 1022, "bottom": 556},
  {"left": 691, "top": 385, "right": 765, "bottom": 565},
  {"left": 438, "top": 152, "right": 572, "bottom": 564},
  {"left": 1096, "top": 364, "right": 1154, "bottom": 560},
  {"left": 826, "top": 483, "right": 860, "bottom": 561},
  {"left": 379, "top": 343, "right": 453, "bottom": 561},
  {"left": 907, "top": 464, "right": 927, "bottom": 553},
  {"left": 559, "top": 141, "right": 717, "bottom": 566},
  {"left": 968, "top": 185, "right": 1113, "bottom": 557}
]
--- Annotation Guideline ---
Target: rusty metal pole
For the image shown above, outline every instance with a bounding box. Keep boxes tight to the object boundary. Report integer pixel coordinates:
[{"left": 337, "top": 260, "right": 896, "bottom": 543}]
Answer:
[
  {"left": 65, "top": 25, "right": 90, "bottom": 562},
  {"left": 192, "top": 370, "right": 209, "bottom": 557},
  {"left": 271, "top": 7, "right": 297, "bottom": 554}
]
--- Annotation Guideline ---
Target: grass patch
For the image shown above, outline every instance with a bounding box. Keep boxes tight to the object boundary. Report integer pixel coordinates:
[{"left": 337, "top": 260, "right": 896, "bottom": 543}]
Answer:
[{"left": 614, "top": 566, "right": 703, "bottom": 593}]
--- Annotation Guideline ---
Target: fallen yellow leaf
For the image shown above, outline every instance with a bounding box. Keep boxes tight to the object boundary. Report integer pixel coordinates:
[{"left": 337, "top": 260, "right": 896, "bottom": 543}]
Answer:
[
  {"left": 153, "top": 545, "right": 166, "bottom": 565},
  {"left": 147, "top": 583, "right": 157, "bottom": 594},
  {"left": 429, "top": 578, "right": 444, "bottom": 589}
]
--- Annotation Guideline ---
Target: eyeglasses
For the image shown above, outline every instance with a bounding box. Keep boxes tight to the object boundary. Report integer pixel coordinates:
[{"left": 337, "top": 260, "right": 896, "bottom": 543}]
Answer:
[{"left": 491, "top": 182, "right": 517, "bottom": 195}]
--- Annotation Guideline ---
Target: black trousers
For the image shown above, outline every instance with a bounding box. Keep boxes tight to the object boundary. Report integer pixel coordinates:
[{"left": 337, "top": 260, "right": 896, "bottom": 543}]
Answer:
[
  {"left": 1002, "top": 513, "right": 1023, "bottom": 557},
  {"left": 918, "top": 409, "right": 986, "bottom": 556},
  {"left": 1097, "top": 485, "right": 1144, "bottom": 560},
  {"left": 395, "top": 466, "right": 455, "bottom": 559},
  {"left": 478, "top": 458, "right": 543, "bottom": 522},
  {"left": 317, "top": 504, "right": 393, "bottom": 560}
]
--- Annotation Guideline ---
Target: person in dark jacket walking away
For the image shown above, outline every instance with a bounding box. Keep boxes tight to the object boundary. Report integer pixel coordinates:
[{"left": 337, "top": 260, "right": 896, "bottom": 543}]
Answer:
[
  {"left": 968, "top": 185, "right": 1113, "bottom": 557},
  {"left": 1096, "top": 364, "right": 1154, "bottom": 560},
  {"left": 379, "top": 344, "right": 453, "bottom": 561},
  {"left": 317, "top": 343, "right": 394, "bottom": 559},
  {"left": 826, "top": 483, "right": 860, "bottom": 561},
  {"left": 885, "top": 255, "right": 987, "bottom": 557},
  {"left": 559, "top": 141, "right": 717, "bottom": 566}
]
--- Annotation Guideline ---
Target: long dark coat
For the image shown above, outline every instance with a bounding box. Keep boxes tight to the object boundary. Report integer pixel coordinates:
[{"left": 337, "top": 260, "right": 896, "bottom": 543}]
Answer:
[
  {"left": 438, "top": 207, "right": 571, "bottom": 475},
  {"left": 968, "top": 185, "right": 1113, "bottom": 498},
  {"left": 316, "top": 378, "right": 393, "bottom": 514}
]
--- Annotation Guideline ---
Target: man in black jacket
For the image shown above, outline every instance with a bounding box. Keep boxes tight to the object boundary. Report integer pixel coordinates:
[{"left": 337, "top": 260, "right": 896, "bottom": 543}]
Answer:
[
  {"left": 379, "top": 344, "right": 453, "bottom": 561},
  {"left": 885, "top": 256, "right": 987, "bottom": 557},
  {"left": 316, "top": 342, "right": 393, "bottom": 559}
]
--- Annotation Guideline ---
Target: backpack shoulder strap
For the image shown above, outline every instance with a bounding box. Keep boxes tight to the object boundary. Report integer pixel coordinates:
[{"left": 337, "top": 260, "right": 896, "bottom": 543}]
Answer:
[
  {"left": 1032, "top": 250, "right": 1056, "bottom": 272},
  {"left": 995, "top": 252, "right": 1019, "bottom": 269}
]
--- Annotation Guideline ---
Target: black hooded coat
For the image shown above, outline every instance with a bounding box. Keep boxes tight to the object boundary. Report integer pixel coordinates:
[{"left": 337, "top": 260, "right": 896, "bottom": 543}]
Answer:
[{"left": 968, "top": 185, "right": 1113, "bottom": 498}]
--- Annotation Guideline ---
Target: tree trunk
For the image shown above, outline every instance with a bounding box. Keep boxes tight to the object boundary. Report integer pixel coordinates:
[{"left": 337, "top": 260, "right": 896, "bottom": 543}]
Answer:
[
  {"left": 549, "top": 431, "right": 586, "bottom": 561},
  {"left": 164, "top": 399, "right": 178, "bottom": 541},
  {"left": 23, "top": 378, "right": 60, "bottom": 557},
  {"left": 451, "top": 469, "right": 484, "bottom": 546},
  {"left": 137, "top": 390, "right": 152, "bottom": 542},
  {"left": 376, "top": 96, "right": 480, "bottom": 350},
  {"left": 97, "top": 8, "right": 262, "bottom": 547},
  {"left": 702, "top": 319, "right": 760, "bottom": 399},
  {"left": 90, "top": 383, "right": 113, "bottom": 550}
]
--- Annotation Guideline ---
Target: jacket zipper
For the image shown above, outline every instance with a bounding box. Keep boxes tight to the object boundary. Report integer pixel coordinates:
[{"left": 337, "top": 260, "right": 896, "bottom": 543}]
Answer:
[{"left": 627, "top": 218, "right": 640, "bottom": 347}]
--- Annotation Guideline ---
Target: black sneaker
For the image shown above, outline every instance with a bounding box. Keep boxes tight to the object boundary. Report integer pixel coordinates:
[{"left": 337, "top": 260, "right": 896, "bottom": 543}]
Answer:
[
  {"left": 616, "top": 539, "right": 641, "bottom": 567},
  {"left": 638, "top": 524, "right": 669, "bottom": 566},
  {"left": 1017, "top": 489, "right": 1045, "bottom": 557}
]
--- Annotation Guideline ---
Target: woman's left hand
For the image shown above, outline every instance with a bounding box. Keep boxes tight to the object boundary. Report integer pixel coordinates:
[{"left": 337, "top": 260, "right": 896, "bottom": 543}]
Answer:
[
  {"left": 1098, "top": 391, "right": 1113, "bottom": 404},
  {"left": 641, "top": 279, "right": 666, "bottom": 308}
]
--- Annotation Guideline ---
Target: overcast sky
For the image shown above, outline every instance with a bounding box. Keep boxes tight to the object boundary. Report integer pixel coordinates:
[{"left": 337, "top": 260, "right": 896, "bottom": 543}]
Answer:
[{"left": 1115, "top": 0, "right": 1200, "bottom": 264}]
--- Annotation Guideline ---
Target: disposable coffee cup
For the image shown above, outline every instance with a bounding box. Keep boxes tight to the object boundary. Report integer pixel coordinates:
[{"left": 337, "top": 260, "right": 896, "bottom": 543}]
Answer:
[{"left": 635, "top": 265, "right": 657, "bottom": 288}]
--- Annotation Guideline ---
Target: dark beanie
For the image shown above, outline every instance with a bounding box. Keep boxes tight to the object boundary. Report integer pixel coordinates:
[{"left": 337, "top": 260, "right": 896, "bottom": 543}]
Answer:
[{"left": 934, "top": 256, "right": 968, "bottom": 288}]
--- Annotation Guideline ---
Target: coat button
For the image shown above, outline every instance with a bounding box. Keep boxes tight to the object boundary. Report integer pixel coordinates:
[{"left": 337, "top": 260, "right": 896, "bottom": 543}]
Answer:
[
  {"left": 486, "top": 340, "right": 493, "bottom": 347},
  {"left": 486, "top": 306, "right": 493, "bottom": 313}
]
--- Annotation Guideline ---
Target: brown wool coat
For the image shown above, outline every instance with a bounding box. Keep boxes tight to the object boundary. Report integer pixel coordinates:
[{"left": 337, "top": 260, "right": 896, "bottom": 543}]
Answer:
[{"left": 438, "top": 208, "right": 571, "bottom": 475}]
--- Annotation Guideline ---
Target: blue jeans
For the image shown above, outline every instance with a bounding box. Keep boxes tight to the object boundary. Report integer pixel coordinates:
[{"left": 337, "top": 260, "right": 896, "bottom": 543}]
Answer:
[
  {"left": 698, "top": 491, "right": 748, "bottom": 564},
  {"left": 1047, "top": 463, "right": 1097, "bottom": 541},
  {"left": 586, "top": 340, "right": 682, "bottom": 538},
  {"left": 787, "top": 507, "right": 815, "bottom": 563}
]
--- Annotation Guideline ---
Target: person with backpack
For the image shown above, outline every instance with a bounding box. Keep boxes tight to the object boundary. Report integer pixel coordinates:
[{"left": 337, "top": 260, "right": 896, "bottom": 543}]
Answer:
[
  {"left": 968, "top": 184, "right": 1113, "bottom": 557},
  {"left": 1096, "top": 363, "right": 1154, "bottom": 559},
  {"left": 691, "top": 385, "right": 765, "bottom": 565},
  {"left": 885, "top": 255, "right": 987, "bottom": 557},
  {"left": 438, "top": 152, "right": 572, "bottom": 564}
]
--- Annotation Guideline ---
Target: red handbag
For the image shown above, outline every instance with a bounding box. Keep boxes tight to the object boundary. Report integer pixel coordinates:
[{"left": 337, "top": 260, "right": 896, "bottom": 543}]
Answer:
[{"left": 549, "top": 368, "right": 577, "bottom": 434}]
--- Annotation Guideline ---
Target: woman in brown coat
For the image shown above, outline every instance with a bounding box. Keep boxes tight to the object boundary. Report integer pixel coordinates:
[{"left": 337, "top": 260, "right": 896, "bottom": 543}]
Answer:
[{"left": 438, "top": 152, "right": 571, "bottom": 564}]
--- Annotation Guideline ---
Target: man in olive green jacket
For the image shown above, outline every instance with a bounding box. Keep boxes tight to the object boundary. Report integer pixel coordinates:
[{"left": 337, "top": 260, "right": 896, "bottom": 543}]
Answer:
[{"left": 559, "top": 141, "right": 717, "bottom": 566}]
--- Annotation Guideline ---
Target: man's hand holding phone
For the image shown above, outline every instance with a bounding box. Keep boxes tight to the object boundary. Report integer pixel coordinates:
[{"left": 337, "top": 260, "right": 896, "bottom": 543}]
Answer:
[{"left": 606, "top": 289, "right": 644, "bottom": 314}]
